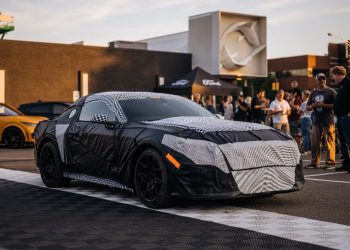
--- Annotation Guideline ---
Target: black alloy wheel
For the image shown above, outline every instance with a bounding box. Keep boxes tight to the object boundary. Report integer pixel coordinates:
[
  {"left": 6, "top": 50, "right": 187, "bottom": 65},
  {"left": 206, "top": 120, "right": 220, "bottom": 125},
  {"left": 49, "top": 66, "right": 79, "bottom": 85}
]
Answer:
[
  {"left": 134, "top": 148, "right": 170, "bottom": 208},
  {"left": 38, "top": 142, "right": 70, "bottom": 187},
  {"left": 3, "top": 127, "right": 25, "bottom": 149}
]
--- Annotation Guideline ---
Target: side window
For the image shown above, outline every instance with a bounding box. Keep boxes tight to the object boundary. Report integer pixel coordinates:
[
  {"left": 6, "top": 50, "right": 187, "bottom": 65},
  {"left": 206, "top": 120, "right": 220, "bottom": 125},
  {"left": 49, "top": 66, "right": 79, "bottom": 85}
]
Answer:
[
  {"left": 0, "top": 105, "right": 19, "bottom": 116},
  {"left": 79, "top": 101, "right": 116, "bottom": 122},
  {"left": 53, "top": 104, "right": 69, "bottom": 115},
  {"left": 68, "top": 109, "right": 77, "bottom": 119},
  {"left": 56, "top": 107, "right": 77, "bottom": 123},
  {"left": 29, "top": 104, "right": 50, "bottom": 113}
]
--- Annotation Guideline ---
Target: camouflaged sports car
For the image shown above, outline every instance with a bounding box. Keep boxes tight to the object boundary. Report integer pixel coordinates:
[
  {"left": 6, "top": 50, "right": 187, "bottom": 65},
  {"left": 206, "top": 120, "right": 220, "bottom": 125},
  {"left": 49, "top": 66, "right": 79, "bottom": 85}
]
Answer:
[{"left": 34, "top": 92, "right": 304, "bottom": 208}]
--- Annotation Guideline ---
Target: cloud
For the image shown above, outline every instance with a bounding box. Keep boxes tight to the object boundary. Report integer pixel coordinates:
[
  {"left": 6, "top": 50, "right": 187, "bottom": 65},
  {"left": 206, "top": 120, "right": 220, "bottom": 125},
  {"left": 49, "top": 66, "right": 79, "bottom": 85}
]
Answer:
[{"left": 268, "top": 4, "right": 350, "bottom": 25}]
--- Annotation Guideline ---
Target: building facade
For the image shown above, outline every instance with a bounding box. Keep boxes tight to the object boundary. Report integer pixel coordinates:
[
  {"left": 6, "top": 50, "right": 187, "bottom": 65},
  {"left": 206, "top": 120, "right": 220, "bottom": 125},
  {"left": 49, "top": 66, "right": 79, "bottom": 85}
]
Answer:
[
  {"left": 0, "top": 40, "right": 191, "bottom": 107},
  {"left": 268, "top": 43, "right": 350, "bottom": 91},
  {"left": 268, "top": 55, "right": 329, "bottom": 90}
]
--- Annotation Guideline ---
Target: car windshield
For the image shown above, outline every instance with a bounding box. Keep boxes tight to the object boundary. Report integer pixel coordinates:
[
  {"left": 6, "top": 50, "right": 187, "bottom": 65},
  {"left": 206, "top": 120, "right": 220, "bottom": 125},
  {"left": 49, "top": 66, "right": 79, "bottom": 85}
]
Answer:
[
  {"left": 119, "top": 97, "right": 213, "bottom": 122},
  {"left": 0, "top": 104, "right": 22, "bottom": 116}
]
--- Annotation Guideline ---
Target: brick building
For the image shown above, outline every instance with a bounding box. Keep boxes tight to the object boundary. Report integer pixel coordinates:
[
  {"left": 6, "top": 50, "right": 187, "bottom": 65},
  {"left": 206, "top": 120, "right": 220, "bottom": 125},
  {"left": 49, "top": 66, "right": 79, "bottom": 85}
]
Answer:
[
  {"left": 268, "top": 42, "right": 350, "bottom": 91},
  {"left": 0, "top": 40, "right": 191, "bottom": 107},
  {"left": 268, "top": 55, "right": 329, "bottom": 91}
]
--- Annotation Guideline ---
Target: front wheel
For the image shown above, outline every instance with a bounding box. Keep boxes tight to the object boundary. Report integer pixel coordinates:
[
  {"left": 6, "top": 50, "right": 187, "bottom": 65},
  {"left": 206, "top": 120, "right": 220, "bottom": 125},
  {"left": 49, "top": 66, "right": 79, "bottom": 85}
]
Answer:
[
  {"left": 38, "top": 141, "right": 70, "bottom": 187},
  {"left": 134, "top": 148, "right": 170, "bottom": 208},
  {"left": 3, "top": 127, "right": 24, "bottom": 149}
]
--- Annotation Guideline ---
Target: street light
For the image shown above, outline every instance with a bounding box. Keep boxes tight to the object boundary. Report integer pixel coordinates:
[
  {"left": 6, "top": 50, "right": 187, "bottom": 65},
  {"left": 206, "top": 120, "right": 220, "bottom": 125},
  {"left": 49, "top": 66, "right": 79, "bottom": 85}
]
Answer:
[{"left": 328, "top": 32, "right": 350, "bottom": 47}]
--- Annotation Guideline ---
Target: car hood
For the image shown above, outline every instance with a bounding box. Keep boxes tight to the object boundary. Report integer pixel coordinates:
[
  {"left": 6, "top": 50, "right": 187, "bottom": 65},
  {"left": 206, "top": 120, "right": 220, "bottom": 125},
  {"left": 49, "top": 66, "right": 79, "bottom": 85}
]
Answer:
[
  {"left": 13, "top": 115, "right": 47, "bottom": 124},
  {"left": 143, "top": 116, "right": 272, "bottom": 134}
]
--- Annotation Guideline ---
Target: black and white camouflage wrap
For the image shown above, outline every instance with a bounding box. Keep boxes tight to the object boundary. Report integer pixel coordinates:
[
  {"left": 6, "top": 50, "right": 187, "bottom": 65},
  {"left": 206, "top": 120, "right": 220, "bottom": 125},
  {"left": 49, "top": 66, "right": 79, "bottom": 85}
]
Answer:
[
  {"left": 162, "top": 134, "right": 230, "bottom": 173},
  {"left": 162, "top": 133, "right": 300, "bottom": 194},
  {"left": 35, "top": 91, "right": 304, "bottom": 202},
  {"left": 91, "top": 114, "right": 109, "bottom": 123},
  {"left": 145, "top": 116, "right": 271, "bottom": 133},
  {"left": 63, "top": 172, "right": 133, "bottom": 192}
]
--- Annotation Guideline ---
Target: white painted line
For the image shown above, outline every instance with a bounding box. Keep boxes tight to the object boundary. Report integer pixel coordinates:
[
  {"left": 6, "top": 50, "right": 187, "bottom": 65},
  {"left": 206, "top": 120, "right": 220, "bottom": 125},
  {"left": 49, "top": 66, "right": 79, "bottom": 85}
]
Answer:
[
  {"left": 305, "top": 178, "right": 350, "bottom": 184},
  {"left": 305, "top": 172, "right": 348, "bottom": 177},
  {"left": 0, "top": 168, "right": 350, "bottom": 250}
]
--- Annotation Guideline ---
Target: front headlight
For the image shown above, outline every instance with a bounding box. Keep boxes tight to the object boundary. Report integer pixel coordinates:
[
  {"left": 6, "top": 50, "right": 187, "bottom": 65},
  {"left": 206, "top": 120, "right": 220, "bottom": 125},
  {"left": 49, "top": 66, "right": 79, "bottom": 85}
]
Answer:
[
  {"left": 21, "top": 122, "right": 38, "bottom": 127},
  {"left": 162, "top": 134, "right": 230, "bottom": 173}
]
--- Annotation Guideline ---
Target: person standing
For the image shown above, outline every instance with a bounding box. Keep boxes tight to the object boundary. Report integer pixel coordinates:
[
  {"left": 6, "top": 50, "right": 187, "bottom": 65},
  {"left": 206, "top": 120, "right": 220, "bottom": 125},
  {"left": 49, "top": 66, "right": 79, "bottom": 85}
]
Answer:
[
  {"left": 205, "top": 96, "right": 217, "bottom": 114},
  {"left": 306, "top": 73, "right": 337, "bottom": 169},
  {"left": 234, "top": 93, "right": 248, "bottom": 121},
  {"left": 251, "top": 88, "right": 267, "bottom": 124},
  {"left": 193, "top": 93, "right": 205, "bottom": 107},
  {"left": 218, "top": 96, "right": 226, "bottom": 116},
  {"left": 244, "top": 96, "right": 252, "bottom": 122},
  {"left": 299, "top": 90, "right": 312, "bottom": 154},
  {"left": 223, "top": 95, "right": 234, "bottom": 120},
  {"left": 269, "top": 89, "right": 291, "bottom": 133},
  {"left": 288, "top": 88, "right": 302, "bottom": 139},
  {"left": 331, "top": 66, "right": 350, "bottom": 172}
]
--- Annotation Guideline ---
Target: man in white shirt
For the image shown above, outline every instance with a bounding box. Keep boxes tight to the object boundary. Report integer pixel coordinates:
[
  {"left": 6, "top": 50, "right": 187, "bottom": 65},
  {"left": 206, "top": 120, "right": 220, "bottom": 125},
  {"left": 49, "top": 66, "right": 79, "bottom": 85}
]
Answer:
[{"left": 269, "top": 89, "right": 291, "bottom": 133}]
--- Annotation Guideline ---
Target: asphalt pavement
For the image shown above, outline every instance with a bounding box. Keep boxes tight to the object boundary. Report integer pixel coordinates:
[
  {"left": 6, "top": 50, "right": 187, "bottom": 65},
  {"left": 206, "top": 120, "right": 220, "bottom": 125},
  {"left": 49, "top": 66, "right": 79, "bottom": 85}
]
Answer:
[{"left": 0, "top": 146, "right": 349, "bottom": 249}]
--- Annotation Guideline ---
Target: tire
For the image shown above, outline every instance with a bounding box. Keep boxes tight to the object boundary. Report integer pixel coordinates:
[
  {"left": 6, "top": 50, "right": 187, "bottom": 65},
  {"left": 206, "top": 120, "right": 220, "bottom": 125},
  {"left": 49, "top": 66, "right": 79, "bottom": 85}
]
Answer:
[
  {"left": 3, "top": 127, "right": 25, "bottom": 149},
  {"left": 134, "top": 148, "right": 170, "bottom": 208},
  {"left": 38, "top": 141, "right": 70, "bottom": 187}
]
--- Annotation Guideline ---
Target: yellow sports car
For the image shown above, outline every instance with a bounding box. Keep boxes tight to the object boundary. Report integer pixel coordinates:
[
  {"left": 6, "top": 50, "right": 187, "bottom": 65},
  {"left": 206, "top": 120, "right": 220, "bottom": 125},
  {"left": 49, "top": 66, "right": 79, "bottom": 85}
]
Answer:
[{"left": 0, "top": 103, "right": 46, "bottom": 148}]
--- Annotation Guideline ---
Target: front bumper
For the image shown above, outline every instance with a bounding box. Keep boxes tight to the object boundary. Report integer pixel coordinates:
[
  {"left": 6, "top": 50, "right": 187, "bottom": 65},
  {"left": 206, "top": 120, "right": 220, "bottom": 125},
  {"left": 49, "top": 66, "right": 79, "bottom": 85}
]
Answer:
[{"left": 169, "top": 162, "right": 304, "bottom": 199}]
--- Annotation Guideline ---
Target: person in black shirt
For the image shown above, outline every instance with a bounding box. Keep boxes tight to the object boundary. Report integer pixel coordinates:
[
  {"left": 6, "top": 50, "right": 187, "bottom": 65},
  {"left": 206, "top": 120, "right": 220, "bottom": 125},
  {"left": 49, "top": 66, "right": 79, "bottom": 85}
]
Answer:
[
  {"left": 206, "top": 96, "right": 217, "bottom": 114},
  {"left": 234, "top": 94, "right": 248, "bottom": 121},
  {"left": 331, "top": 66, "right": 350, "bottom": 172},
  {"left": 251, "top": 88, "right": 267, "bottom": 124},
  {"left": 305, "top": 73, "right": 337, "bottom": 169}
]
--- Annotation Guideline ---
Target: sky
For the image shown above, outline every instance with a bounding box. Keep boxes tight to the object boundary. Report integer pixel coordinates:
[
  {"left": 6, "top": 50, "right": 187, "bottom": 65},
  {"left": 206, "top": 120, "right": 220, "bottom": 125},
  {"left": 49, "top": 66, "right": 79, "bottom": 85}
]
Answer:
[{"left": 1, "top": 0, "right": 350, "bottom": 59}]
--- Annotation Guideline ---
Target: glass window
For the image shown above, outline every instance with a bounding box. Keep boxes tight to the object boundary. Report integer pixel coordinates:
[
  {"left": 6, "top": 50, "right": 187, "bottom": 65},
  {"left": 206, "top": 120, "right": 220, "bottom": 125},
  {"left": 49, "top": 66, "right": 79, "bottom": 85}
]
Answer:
[
  {"left": 56, "top": 107, "right": 77, "bottom": 123},
  {"left": 68, "top": 109, "right": 77, "bottom": 119},
  {"left": 119, "top": 97, "right": 213, "bottom": 122},
  {"left": 0, "top": 104, "right": 21, "bottom": 116},
  {"left": 79, "top": 101, "right": 116, "bottom": 122},
  {"left": 29, "top": 104, "right": 50, "bottom": 113},
  {"left": 53, "top": 104, "right": 69, "bottom": 115}
]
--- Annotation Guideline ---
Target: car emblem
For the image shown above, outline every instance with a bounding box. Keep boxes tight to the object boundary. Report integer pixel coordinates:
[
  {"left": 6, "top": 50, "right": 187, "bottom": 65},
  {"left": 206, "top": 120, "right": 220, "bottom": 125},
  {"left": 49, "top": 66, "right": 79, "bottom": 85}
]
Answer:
[{"left": 220, "top": 21, "right": 266, "bottom": 70}]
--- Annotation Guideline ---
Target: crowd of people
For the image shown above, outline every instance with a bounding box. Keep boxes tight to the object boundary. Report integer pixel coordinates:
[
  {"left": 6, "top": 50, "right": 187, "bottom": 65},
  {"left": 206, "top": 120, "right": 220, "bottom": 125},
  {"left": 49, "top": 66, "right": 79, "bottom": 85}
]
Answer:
[{"left": 193, "top": 65, "right": 350, "bottom": 173}]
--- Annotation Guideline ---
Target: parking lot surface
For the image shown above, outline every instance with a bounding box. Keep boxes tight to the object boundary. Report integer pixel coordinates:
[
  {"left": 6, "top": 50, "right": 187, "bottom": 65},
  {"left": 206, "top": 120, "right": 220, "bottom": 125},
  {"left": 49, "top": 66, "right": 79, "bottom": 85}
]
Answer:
[{"left": 0, "top": 147, "right": 350, "bottom": 249}]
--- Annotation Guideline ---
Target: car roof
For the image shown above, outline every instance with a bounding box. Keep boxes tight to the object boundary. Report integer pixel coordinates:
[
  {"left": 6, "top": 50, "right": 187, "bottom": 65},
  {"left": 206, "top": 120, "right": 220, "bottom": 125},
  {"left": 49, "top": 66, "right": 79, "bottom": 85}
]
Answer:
[{"left": 18, "top": 102, "right": 72, "bottom": 107}]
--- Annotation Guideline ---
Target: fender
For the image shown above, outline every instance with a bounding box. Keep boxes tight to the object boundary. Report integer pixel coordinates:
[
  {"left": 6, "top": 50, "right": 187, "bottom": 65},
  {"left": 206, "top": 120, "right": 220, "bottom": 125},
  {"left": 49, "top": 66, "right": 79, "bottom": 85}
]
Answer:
[{"left": 1, "top": 124, "right": 29, "bottom": 142}]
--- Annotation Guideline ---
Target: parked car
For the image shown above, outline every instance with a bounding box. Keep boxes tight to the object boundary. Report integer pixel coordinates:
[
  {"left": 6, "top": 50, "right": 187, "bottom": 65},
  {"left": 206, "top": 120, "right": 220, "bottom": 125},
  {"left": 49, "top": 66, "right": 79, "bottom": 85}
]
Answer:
[
  {"left": 18, "top": 101, "right": 72, "bottom": 119},
  {"left": 0, "top": 103, "right": 46, "bottom": 148},
  {"left": 34, "top": 92, "right": 304, "bottom": 208}
]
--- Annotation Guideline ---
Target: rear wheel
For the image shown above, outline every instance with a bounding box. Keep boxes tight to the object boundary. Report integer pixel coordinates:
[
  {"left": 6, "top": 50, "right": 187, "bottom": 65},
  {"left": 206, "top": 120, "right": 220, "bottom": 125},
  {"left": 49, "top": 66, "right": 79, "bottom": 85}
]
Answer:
[
  {"left": 3, "top": 127, "right": 24, "bottom": 149},
  {"left": 38, "top": 142, "right": 70, "bottom": 187},
  {"left": 134, "top": 148, "right": 170, "bottom": 208}
]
